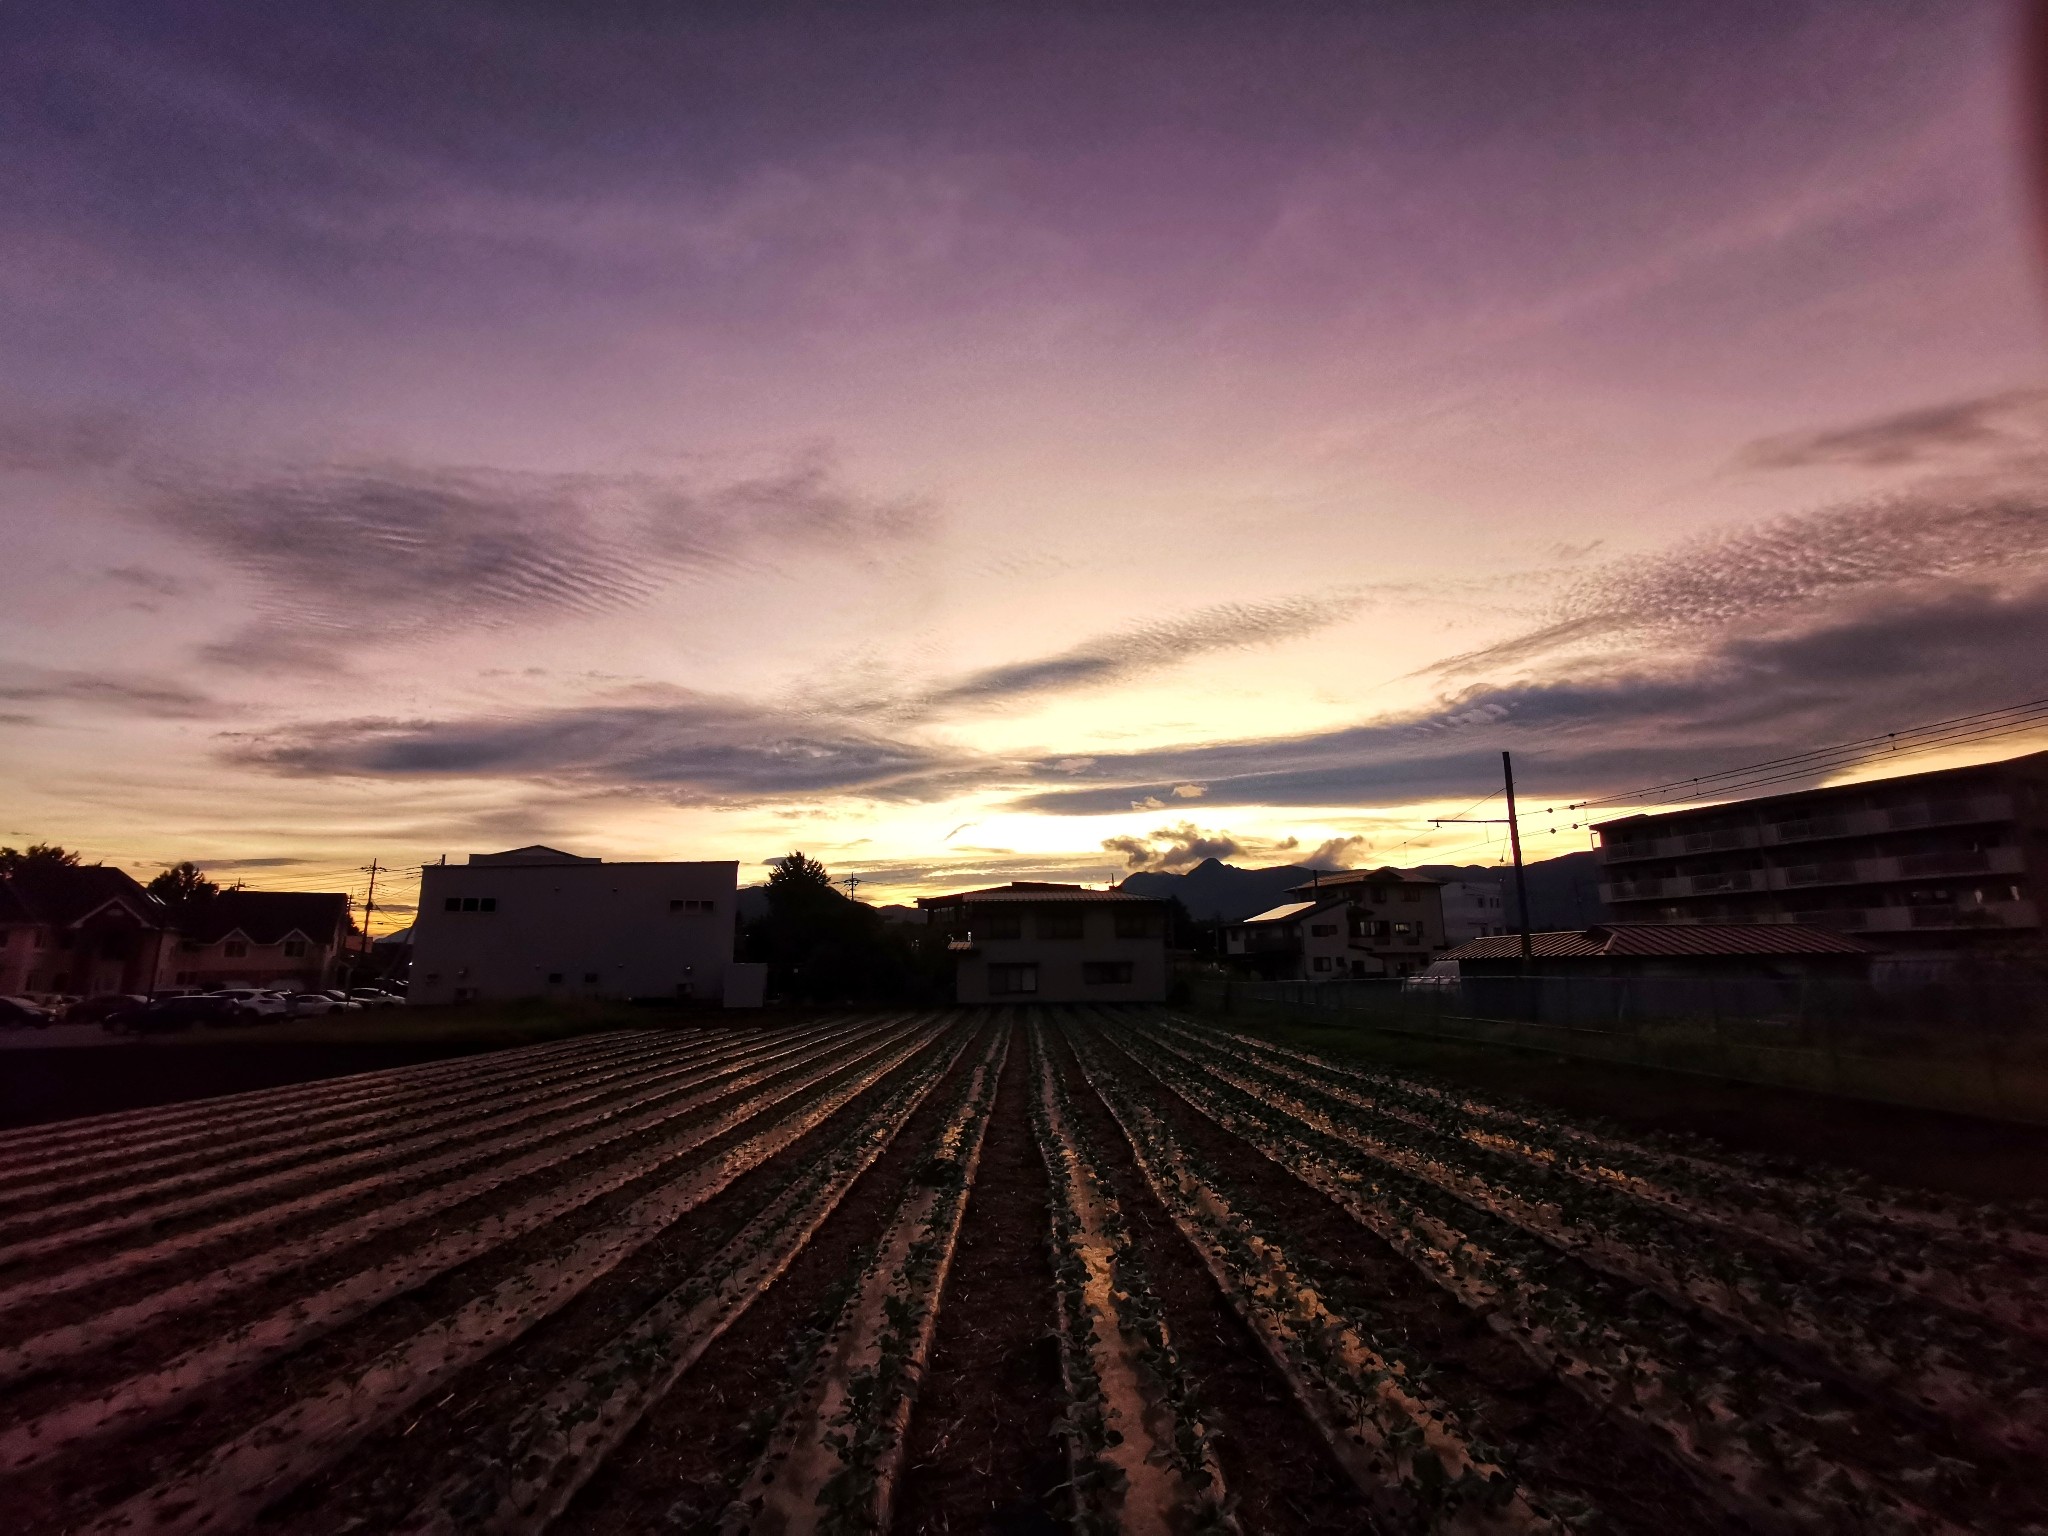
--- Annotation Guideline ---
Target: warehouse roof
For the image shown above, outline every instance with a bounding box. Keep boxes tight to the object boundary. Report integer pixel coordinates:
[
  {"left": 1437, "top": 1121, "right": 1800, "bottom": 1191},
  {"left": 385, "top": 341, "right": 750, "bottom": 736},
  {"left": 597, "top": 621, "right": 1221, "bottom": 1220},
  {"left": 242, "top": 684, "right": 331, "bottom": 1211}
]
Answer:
[{"left": 1445, "top": 924, "right": 1872, "bottom": 961}]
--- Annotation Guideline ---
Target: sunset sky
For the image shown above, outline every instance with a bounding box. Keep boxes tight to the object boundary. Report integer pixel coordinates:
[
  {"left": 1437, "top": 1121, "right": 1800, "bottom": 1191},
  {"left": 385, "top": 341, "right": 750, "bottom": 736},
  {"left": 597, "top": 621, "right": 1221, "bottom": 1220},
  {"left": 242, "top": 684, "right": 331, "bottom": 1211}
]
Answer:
[{"left": 4, "top": 1, "right": 2047, "bottom": 928}]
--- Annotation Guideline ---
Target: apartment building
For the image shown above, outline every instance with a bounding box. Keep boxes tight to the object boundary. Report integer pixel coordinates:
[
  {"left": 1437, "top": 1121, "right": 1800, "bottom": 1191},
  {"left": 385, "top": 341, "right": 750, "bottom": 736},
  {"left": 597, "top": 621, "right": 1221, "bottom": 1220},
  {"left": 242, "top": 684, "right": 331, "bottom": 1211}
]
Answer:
[
  {"left": 411, "top": 845, "right": 740, "bottom": 1004},
  {"left": 917, "top": 882, "right": 1168, "bottom": 1003},
  {"left": 1592, "top": 751, "right": 2048, "bottom": 950}
]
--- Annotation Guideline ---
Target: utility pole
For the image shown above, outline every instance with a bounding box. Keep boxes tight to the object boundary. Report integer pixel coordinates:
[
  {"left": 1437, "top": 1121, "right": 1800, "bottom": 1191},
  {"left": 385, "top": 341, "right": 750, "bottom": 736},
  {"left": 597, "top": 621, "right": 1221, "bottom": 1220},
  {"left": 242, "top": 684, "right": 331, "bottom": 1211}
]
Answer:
[
  {"left": 1430, "top": 750, "right": 1534, "bottom": 963},
  {"left": 359, "top": 859, "right": 382, "bottom": 953},
  {"left": 1502, "top": 750, "right": 1532, "bottom": 962},
  {"left": 839, "top": 874, "right": 863, "bottom": 901}
]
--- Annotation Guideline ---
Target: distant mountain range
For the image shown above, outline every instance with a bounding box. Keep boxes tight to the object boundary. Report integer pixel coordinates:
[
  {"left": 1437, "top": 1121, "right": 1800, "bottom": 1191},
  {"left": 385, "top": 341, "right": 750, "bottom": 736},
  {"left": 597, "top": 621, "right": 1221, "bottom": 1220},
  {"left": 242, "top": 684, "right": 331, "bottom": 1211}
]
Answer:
[{"left": 1118, "top": 852, "right": 1606, "bottom": 929}]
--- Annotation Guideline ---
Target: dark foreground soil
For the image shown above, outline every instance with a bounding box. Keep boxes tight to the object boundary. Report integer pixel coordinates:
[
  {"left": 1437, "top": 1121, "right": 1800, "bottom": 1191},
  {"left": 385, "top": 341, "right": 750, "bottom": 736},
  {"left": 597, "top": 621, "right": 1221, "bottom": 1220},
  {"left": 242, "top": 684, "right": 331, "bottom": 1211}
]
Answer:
[{"left": 894, "top": 1018, "right": 1065, "bottom": 1534}]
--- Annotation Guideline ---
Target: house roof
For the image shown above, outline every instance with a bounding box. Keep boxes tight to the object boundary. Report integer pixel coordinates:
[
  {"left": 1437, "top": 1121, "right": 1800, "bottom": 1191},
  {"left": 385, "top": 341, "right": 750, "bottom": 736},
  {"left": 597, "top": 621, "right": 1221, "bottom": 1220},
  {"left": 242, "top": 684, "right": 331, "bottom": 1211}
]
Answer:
[
  {"left": 1444, "top": 923, "right": 1873, "bottom": 961},
  {"left": 469, "top": 845, "right": 601, "bottom": 865},
  {"left": 0, "top": 865, "right": 165, "bottom": 929},
  {"left": 917, "top": 882, "right": 1161, "bottom": 908},
  {"left": 1284, "top": 866, "right": 1443, "bottom": 896},
  {"left": 1239, "top": 899, "right": 1347, "bottom": 926},
  {"left": 182, "top": 890, "right": 351, "bottom": 945}
]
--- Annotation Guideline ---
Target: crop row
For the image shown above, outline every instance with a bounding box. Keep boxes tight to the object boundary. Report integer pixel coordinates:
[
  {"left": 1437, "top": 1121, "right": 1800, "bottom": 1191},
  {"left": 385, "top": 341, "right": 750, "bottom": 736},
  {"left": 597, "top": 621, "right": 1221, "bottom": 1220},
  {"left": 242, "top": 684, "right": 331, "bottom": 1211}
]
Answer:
[{"left": 1087, "top": 1010, "right": 2036, "bottom": 1533}]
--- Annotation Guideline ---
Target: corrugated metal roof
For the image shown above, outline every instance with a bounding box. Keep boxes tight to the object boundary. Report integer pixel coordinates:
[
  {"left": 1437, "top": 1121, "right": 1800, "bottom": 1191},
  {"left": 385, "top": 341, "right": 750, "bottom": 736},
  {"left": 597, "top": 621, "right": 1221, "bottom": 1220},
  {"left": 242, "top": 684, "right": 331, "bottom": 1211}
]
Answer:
[{"left": 1445, "top": 923, "right": 1872, "bottom": 961}]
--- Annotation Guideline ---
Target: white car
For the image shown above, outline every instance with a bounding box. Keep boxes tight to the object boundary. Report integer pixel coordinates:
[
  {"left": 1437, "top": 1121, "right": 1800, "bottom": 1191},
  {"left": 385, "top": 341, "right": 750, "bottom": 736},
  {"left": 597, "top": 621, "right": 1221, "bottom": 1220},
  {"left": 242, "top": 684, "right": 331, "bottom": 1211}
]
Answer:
[
  {"left": 347, "top": 988, "right": 405, "bottom": 1008},
  {"left": 281, "top": 992, "right": 349, "bottom": 1016},
  {"left": 208, "top": 988, "right": 292, "bottom": 1019}
]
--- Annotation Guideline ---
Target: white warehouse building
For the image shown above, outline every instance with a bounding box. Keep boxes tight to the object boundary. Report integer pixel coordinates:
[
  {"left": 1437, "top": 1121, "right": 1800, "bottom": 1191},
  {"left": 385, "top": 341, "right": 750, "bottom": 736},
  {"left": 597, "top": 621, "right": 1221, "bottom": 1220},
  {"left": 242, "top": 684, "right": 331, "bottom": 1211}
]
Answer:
[{"left": 410, "top": 846, "right": 747, "bottom": 1006}]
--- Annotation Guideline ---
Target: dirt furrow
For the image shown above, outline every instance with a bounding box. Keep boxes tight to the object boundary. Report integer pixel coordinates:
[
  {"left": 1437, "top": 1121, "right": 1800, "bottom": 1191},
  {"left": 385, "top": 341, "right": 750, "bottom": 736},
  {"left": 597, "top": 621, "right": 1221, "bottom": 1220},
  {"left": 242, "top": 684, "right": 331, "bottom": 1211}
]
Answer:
[
  {"left": 892, "top": 1016, "right": 1067, "bottom": 1534},
  {"left": 1042, "top": 1021, "right": 1363, "bottom": 1533},
  {"left": 545, "top": 1023, "right": 998, "bottom": 1536},
  {"left": 0, "top": 1020, "right": 903, "bottom": 1388},
  {"left": 60, "top": 1024, "right": 961, "bottom": 1536},
  {"left": 0, "top": 1027, "right": 676, "bottom": 1174},
  {"left": 0, "top": 1017, "right": 930, "bottom": 1482},
  {"left": 721, "top": 1023, "right": 1010, "bottom": 1533}
]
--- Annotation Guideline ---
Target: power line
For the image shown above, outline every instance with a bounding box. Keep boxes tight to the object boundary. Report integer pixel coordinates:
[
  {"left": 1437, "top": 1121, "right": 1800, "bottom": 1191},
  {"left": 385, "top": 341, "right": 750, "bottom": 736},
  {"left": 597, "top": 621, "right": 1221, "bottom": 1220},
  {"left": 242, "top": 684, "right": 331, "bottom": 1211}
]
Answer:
[{"left": 1542, "top": 693, "right": 2048, "bottom": 818}]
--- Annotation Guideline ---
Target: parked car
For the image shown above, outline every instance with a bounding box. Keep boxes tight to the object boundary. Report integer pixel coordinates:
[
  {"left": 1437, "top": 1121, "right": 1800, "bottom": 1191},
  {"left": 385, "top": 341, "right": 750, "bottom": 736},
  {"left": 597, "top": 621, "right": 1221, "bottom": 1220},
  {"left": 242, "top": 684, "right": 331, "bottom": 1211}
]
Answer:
[
  {"left": 206, "top": 988, "right": 292, "bottom": 1019},
  {"left": 280, "top": 992, "right": 350, "bottom": 1016},
  {"left": 122, "top": 993, "right": 251, "bottom": 1032},
  {"left": 65, "top": 993, "right": 151, "bottom": 1024},
  {"left": 317, "top": 990, "right": 365, "bottom": 1010},
  {"left": 347, "top": 988, "right": 405, "bottom": 1008},
  {"left": 0, "top": 996, "right": 54, "bottom": 1028}
]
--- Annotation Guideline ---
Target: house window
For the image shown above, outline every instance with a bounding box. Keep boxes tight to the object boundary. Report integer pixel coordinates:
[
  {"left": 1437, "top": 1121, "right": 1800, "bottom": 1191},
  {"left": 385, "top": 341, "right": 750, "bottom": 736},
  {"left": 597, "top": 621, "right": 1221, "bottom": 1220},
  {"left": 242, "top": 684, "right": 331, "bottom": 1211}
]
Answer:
[
  {"left": 283, "top": 940, "right": 307, "bottom": 958},
  {"left": 986, "top": 962, "right": 1038, "bottom": 995},
  {"left": 582, "top": 971, "right": 599, "bottom": 983},
  {"left": 1401, "top": 888, "right": 1420, "bottom": 903},
  {"left": 1113, "top": 910, "right": 1156, "bottom": 939},
  {"left": 979, "top": 910, "right": 1022, "bottom": 941},
  {"left": 223, "top": 940, "right": 247, "bottom": 958},
  {"left": 670, "top": 898, "right": 715, "bottom": 913},
  {"left": 1037, "top": 909, "right": 1084, "bottom": 940},
  {"left": 445, "top": 897, "right": 462, "bottom": 911},
  {"left": 461, "top": 898, "right": 479, "bottom": 912},
  {"left": 1370, "top": 888, "right": 1387, "bottom": 904},
  {"left": 1309, "top": 923, "right": 1338, "bottom": 937},
  {"left": 1082, "top": 961, "right": 1133, "bottom": 985},
  {"left": 481, "top": 898, "right": 496, "bottom": 912},
  {"left": 1313, "top": 956, "right": 1332, "bottom": 972},
  {"left": 547, "top": 972, "right": 564, "bottom": 984}
]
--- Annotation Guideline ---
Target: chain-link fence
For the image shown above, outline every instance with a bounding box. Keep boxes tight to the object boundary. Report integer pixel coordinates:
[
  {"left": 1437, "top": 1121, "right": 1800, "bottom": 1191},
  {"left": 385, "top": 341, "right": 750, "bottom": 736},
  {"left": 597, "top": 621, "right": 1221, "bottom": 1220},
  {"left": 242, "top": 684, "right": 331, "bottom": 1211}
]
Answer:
[{"left": 1185, "top": 968, "right": 2048, "bottom": 1123}]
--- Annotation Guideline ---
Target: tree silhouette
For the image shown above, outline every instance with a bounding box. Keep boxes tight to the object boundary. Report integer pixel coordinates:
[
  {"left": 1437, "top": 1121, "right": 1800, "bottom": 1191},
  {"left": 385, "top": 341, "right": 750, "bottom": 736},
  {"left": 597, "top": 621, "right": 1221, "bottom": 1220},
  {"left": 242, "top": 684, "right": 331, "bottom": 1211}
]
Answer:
[
  {"left": 147, "top": 861, "right": 219, "bottom": 917},
  {"left": 0, "top": 844, "right": 83, "bottom": 876}
]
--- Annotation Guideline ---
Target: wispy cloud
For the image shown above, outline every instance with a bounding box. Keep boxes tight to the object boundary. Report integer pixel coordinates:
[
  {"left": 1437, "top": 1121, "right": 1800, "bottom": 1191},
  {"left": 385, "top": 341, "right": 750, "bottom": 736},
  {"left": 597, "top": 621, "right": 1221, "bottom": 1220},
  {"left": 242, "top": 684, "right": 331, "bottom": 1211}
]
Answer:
[
  {"left": 1739, "top": 388, "right": 2048, "bottom": 470},
  {"left": 921, "top": 592, "right": 1365, "bottom": 712},
  {"left": 137, "top": 449, "right": 927, "bottom": 662},
  {"left": 1433, "top": 479, "right": 2048, "bottom": 679},
  {"left": 1019, "top": 577, "right": 2048, "bottom": 814},
  {"left": 223, "top": 688, "right": 985, "bottom": 806},
  {"left": 0, "top": 667, "right": 226, "bottom": 720}
]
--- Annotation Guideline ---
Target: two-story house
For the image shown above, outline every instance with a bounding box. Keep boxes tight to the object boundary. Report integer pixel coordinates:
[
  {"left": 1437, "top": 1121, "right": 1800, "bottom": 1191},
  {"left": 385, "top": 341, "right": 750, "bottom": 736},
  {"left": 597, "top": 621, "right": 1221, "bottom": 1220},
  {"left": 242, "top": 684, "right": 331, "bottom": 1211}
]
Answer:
[
  {"left": 166, "top": 890, "right": 354, "bottom": 991},
  {"left": 917, "top": 882, "right": 1169, "bottom": 1003},
  {"left": 1222, "top": 867, "right": 1448, "bottom": 978}
]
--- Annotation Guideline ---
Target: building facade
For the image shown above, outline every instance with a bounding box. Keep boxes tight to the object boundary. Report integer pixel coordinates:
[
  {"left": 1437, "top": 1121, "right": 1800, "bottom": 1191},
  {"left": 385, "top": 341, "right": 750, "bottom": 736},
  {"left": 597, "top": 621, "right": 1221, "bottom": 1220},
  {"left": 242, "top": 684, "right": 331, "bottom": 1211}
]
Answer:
[
  {"left": 410, "top": 846, "right": 739, "bottom": 1005},
  {"left": 1439, "top": 878, "right": 1509, "bottom": 945},
  {"left": 165, "top": 890, "right": 352, "bottom": 991},
  {"left": 1283, "top": 868, "right": 1449, "bottom": 976},
  {"left": 917, "top": 883, "right": 1169, "bottom": 1004},
  {"left": 1592, "top": 751, "right": 2048, "bottom": 950},
  {"left": 0, "top": 865, "right": 170, "bottom": 998},
  {"left": 1221, "top": 897, "right": 1353, "bottom": 979}
]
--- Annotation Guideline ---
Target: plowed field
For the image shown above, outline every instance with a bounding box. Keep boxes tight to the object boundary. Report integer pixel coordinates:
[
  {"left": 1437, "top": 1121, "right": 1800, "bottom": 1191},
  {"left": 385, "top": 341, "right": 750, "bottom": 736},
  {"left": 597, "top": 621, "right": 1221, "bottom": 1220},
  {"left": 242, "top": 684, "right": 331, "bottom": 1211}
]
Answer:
[{"left": 2, "top": 1009, "right": 2042, "bottom": 1534}]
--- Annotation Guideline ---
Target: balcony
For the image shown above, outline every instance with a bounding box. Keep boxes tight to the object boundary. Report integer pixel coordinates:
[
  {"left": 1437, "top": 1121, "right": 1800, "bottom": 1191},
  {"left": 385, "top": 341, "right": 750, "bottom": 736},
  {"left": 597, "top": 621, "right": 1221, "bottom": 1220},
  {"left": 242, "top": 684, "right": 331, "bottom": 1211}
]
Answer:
[
  {"left": 1601, "top": 792, "right": 2015, "bottom": 865},
  {"left": 1604, "top": 846, "right": 2022, "bottom": 905}
]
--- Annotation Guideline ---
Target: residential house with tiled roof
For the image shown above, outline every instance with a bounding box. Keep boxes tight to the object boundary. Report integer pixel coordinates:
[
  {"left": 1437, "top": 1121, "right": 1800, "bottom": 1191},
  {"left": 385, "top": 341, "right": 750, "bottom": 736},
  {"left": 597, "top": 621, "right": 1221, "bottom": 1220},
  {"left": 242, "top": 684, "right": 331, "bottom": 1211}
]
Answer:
[{"left": 0, "top": 865, "right": 172, "bottom": 999}]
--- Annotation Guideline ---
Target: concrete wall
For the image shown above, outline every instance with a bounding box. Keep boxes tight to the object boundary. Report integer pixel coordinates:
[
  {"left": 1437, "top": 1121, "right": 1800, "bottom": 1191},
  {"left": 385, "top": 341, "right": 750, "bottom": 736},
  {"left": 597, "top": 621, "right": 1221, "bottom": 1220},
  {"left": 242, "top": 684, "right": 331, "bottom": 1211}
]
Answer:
[
  {"left": 411, "top": 860, "right": 736, "bottom": 1004},
  {"left": 953, "top": 903, "right": 1167, "bottom": 1003}
]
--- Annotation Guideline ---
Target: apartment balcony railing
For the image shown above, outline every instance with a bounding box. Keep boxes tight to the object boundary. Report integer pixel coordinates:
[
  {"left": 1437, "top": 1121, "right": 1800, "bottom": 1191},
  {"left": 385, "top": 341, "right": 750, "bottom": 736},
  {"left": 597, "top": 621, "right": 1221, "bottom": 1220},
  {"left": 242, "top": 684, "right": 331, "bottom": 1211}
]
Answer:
[
  {"left": 1601, "top": 900, "right": 2040, "bottom": 933},
  {"left": 1599, "top": 792, "right": 2015, "bottom": 865},
  {"left": 1601, "top": 845, "right": 2023, "bottom": 905}
]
